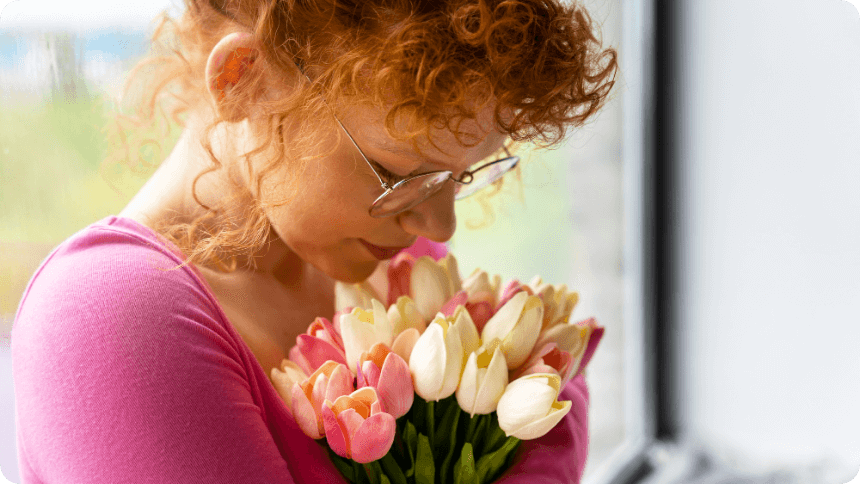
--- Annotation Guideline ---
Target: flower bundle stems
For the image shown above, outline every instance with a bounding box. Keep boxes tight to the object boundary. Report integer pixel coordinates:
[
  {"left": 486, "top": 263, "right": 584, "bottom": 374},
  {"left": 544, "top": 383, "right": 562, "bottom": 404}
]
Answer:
[{"left": 328, "top": 394, "right": 521, "bottom": 484}]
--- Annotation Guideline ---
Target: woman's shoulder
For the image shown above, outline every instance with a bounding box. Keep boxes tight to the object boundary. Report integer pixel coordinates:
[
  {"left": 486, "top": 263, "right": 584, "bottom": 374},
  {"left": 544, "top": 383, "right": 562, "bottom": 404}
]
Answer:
[{"left": 12, "top": 215, "right": 234, "bottom": 355}]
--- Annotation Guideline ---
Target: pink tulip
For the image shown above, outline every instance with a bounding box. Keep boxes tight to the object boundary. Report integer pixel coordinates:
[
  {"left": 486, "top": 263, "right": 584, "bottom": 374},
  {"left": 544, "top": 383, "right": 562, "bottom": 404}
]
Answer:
[
  {"left": 291, "top": 361, "right": 354, "bottom": 439},
  {"left": 387, "top": 252, "right": 416, "bottom": 306},
  {"left": 512, "top": 342, "right": 576, "bottom": 388},
  {"left": 322, "top": 387, "right": 397, "bottom": 464},
  {"left": 356, "top": 343, "right": 414, "bottom": 418},
  {"left": 440, "top": 290, "right": 469, "bottom": 317},
  {"left": 495, "top": 280, "right": 534, "bottom": 313},
  {"left": 290, "top": 317, "right": 347, "bottom": 374}
]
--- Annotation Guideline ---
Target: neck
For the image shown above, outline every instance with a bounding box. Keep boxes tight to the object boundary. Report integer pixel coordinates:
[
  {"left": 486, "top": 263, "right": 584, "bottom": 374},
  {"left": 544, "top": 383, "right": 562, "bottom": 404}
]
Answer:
[{"left": 119, "top": 113, "right": 311, "bottom": 285}]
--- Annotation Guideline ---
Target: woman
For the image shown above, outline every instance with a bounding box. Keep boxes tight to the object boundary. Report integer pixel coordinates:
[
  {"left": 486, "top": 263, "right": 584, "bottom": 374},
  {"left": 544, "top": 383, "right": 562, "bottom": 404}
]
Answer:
[{"left": 12, "top": 0, "right": 617, "bottom": 482}]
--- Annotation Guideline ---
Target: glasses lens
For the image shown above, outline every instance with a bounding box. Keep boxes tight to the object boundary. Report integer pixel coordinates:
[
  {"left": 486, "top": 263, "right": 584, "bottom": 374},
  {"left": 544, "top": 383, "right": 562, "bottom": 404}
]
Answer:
[
  {"left": 369, "top": 171, "right": 451, "bottom": 218},
  {"left": 454, "top": 156, "right": 519, "bottom": 200}
]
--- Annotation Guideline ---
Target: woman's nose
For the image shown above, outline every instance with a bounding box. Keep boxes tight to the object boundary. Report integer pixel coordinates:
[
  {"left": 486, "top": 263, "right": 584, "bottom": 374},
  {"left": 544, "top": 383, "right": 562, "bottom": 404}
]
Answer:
[{"left": 397, "top": 182, "right": 457, "bottom": 243}]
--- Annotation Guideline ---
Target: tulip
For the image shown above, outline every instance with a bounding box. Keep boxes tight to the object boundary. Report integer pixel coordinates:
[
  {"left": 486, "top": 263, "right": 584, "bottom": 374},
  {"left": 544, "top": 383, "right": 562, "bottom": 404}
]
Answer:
[
  {"left": 461, "top": 269, "right": 501, "bottom": 331},
  {"left": 290, "top": 361, "right": 354, "bottom": 439},
  {"left": 335, "top": 279, "right": 382, "bottom": 313},
  {"left": 511, "top": 342, "right": 575, "bottom": 388},
  {"left": 528, "top": 276, "right": 580, "bottom": 331},
  {"left": 386, "top": 296, "right": 427, "bottom": 336},
  {"left": 339, "top": 299, "right": 394, "bottom": 375},
  {"left": 270, "top": 358, "right": 308, "bottom": 410},
  {"left": 533, "top": 317, "right": 604, "bottom": 377},
  {"left": 387, "top": 252, "right": 416, "bottom": 306},
  {"left": 391, "top": 327, "right": 421, "bottom": 363},
  {"left": 290, "top": 317, "right": 347, "bottom": 374},
  {"left": 322, "top": 387, "right": 397, "bottom": 464},
  {"left": 451, "top": 305, "right": 481, "bottom": 367},
  {"left": 357, "top": 343, "right": 414, "bottom": 418},
  {"left": 456, "top": 345, "right": 508, "bottom": 416},
  {"left": 496, "top": 373, "right": 572, "bottom": 440},
  {"left": 409, "top": 254, "right": 463, "bottom": 321},
  {"left": 494, "top": 279, "right": 534, "bottom": 313},
  {"left": 409, "top": 313, "right": 464, "bottom": 401},
  {"left": 480, "top": 291, "right": 543, "bottom": 369}
]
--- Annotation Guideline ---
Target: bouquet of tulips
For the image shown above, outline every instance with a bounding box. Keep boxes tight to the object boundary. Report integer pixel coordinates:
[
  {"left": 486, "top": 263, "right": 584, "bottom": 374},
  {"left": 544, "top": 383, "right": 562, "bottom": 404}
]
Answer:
[{"left": 271, "top": 252, "right": 603, "bottom": 484}]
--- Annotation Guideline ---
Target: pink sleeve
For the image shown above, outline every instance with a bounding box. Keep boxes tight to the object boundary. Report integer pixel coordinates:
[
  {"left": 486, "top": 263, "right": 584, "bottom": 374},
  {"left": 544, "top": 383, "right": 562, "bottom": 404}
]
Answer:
[
  {"left": 11, "top": 227, "right": 303, "bottom": 483},
  {"left": 404, "top": 237, "right": 591, "bottom": 483}
]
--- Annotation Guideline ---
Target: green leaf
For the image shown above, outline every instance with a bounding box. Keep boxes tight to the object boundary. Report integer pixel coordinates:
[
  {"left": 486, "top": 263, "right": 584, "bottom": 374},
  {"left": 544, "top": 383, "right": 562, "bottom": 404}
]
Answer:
[
  {"left": 438, "top": 403, "right": 463, "bottom": 484},
  {"left": 328, "top": 449, "right": 356, "bottom": 482},
  {"left": 380, "top": 475, "right": 391, "bottom": 484},
  {"left": 414, "top": 433, "right": 435, "bottom": 484},
  {"left": 380, "top": 452, "right": 408, "bottom": 484},
  {"left": 480, "top": 414, "right": 507, "bottom": 456},
  {"left": 412, "top": 396, "right": 427, "bottom": 436},
  {"left": 426, "top": 400, "right": 436, "bottom": 451},
  {"left": 354, "top": 460, "right": 371, "bottom": 484},
  {"left": 453, "top": 442, "right": 478, "bottom": 484},
  {"left": 404, "top": 421, "right": 418, "bottom": 478},
  {"left": 469, "top": 414, "right": 489, "bottom": 459},
  {"left": 434, "top": 397, "right": 461, "bottom": 449},
  {"left": 475, "top": 436, "right": 521, "bottom": 484}
]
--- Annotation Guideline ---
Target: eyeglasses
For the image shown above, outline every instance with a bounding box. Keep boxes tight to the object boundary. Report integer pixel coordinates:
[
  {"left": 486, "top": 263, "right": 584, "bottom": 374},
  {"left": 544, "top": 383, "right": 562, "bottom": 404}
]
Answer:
[{"left": 296, "top": 68, "right": 519, "bottom": 218}]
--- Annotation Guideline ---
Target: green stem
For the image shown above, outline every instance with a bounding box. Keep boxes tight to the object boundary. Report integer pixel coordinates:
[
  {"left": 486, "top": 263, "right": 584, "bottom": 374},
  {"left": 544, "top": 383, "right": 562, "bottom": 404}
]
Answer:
[
  {"left": 465, "top": 414, "right": 479, "bottom": 443},
  {"left": 426, "top": 400, "right": 436, "bottom": 451}
]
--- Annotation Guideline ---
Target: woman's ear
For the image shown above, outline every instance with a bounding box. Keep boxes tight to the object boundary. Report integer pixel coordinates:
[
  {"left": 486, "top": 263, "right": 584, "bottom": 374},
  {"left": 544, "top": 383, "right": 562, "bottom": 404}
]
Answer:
[{"left": 206, "top": 32, "right": 258, "bottom": 121}]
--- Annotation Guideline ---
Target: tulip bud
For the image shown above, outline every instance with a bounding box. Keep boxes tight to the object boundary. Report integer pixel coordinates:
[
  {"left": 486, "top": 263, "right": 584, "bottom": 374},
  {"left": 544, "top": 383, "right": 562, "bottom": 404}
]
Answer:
[
  {"left": 270, "top": 359, "right": 308, "bottom": 410},
  {"left": 386, "top": 296, "right": 426, "bottom": 336},
  {"left": 410, "top": 255, "right": 463, "bottom": 321},
  {"left": 533, "top": 317, "right": 604, "bottom": 376},
  {"left": 322, "top": 387, "right": 396, "bottom": 464},
  {"left": 480, "top": 291, "right": 543, "bottom": 369},
  {"left": 496, "top": 373, "right": 572, "bottom": 440},
  {"left": 511, "top": 342, "right": 575, "bottom": 389},
  {"left": 334, "top": 280, "right": 382, "bottom": 313},
  {"left": 409, "top": 313, "right": 464, "bottom": 401},
  {"left": 451, "top": 305, "right": 481, "bottom": 367},
  {"left": 290, "top": 361, "right": 354, "bottom": 439},
  {"left": 292, "top": 317, "right": 347, "bottom": 372},
  {"left": 357, "top": 343, "right": 414, "bottom": 418},
  {"left": 339, "top": 299, "right": 394, "bottom": 375},
  {"left": 456, "top": 345, "right": 508, "bottom": 416}
]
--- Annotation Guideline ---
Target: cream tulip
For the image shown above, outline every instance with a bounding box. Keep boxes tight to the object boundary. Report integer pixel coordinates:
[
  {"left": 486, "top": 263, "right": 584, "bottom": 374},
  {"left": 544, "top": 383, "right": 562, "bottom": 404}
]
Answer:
[
  {"left": 451, "top": 305, "right": 481, "bottom": 366},
  {"left": 339, "top": 299, "right": 394, "bottom": 374},
  {"left": 270, "top": 359, "right": 309, "bottom": 410},
  {"left": 408, "top": 313, "right": 464, "bottom": 401},
  {"left": 334, "top": 280, "right": 382, "bottom": 313},
  {"left": 386, "top": 295, "right": 427, "bottom": 336},
  {"left": 410, "top": 255, "right": 463, "bottom": 321},
  {"left": 496, "top": 373, "right": 571, "bottom": 440},
  {"left": 480, "top": 291, "right": 543, "bottom": 369},
  {"left": 456, "top": 345, "right": 508, "bottom": 416},
  {"left": 533, "top": 317, "right": 603, "bottom": 378},
  {"left": 528, "top": 276, "right": 579, "bottom": 331}
]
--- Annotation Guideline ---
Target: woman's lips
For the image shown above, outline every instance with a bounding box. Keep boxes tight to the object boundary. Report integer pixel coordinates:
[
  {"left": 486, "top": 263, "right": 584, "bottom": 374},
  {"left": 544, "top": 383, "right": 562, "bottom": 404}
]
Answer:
[{"left": 359, "top": 239, "right": 410, "bottom": 260}]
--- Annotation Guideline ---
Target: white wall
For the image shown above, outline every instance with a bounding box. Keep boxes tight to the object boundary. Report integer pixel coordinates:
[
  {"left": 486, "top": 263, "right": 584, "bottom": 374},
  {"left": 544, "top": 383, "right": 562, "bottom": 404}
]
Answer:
[{"left": 677, "top": 0, "right": 860, "bottom": 470}]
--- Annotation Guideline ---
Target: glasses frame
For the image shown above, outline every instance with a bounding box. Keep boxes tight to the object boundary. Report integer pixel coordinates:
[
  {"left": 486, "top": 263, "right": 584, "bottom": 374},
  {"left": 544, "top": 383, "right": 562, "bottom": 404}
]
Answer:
[{"left": 296, "top": 67, "right": 519, "bottom": 218}]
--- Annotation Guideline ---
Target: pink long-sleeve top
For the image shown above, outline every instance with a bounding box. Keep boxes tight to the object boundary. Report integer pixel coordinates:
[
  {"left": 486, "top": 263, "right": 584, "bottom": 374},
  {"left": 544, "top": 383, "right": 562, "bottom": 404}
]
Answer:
[{"left": 12, "top": 215, "right": 589, "bottom": 483}]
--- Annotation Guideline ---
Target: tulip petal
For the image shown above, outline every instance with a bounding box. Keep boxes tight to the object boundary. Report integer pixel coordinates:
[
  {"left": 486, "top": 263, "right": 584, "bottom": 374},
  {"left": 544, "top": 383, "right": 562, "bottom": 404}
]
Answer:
[
  {"left": 361, "top": 361, "right": 382, "bottom": 389},
  {"left": 507, "top": 400, "right": 572, "bottom": 440},
  {"left": 322, "top": 403, "right": 349, "bottom": 457},
  {"left": 391, "top": 328, "right": 421, "bottom": 364},
  {"left": 351, "top": 412, "right": 397, "bottom": 463},
  {"left": 441, "top": 291, "right": 469, "bottom": 317},
  {"left": 378, "top": 352, "right": 414, "bottom": 418},
  {"left": 455, "top": 351, "right": 479, "bottom": 415},
  {"left": 496, "top": 375, "right": 560, "bottom": 436},
  {"left": 481, "top": 291, "right": 529, "bottom": 346},
  {"left": 296, "top": 334, "right": 347, "bottom": 370},
  {"left": 411, "top": 256, "right": 451, "bottom": 321},
  {"left": 473, "top": 346, "right": 507, "bottom": 415},
  {"left": 387, "top": 252, "right": 415, "bottom": 306},
  {"left": 326, "top": 364, "right": 355, "bottom": 403},
  {"left": 292, "top": 383, "right": 323, "bottom": 439},
  {"left": 578, "top": 323, "right": 604, "bottom": 375},
  {"left": 409, "top": 323, "right": 447, "bottom": 401}
]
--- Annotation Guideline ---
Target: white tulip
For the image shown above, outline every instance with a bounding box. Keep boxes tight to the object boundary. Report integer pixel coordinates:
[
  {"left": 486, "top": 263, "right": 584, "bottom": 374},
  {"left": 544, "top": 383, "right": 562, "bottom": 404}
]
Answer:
[
  {"left": 456, "top": 345, "right": 508, "bottom": 416},
  {"left": 339, "top": 299, "right": 394, "bottom": 374},
  {"left": 270, "top": 359, "right": 309, "bottom": 410},
  {"left": 451, "top": 305, "right": 481, "bottom": 367},
  {"left": 480, "top": 291, "right": 543, "bottom": 369},
  {"left": 496, "top": 373, "right": 572, "bottom": 440},
  {"left": 410, "top": 255, "right": 463, "bottom": 321},
  {"left": 334, "top": 280, "right": 382, "bottom": 313},
  {"left": 387, "top": 296, "right": 427, "bottom": 336},
  {"left": 528, "top": 276, "right": 579, "bottom": 331},
  {"left": 408, "top": 313, "right": 464, "bottom": 401}
]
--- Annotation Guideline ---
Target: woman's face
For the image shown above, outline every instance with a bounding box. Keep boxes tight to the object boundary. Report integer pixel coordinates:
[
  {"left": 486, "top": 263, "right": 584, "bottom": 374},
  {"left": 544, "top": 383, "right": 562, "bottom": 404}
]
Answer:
[{"left": 252, "top": 103, "right": 508, "bottom": 284}]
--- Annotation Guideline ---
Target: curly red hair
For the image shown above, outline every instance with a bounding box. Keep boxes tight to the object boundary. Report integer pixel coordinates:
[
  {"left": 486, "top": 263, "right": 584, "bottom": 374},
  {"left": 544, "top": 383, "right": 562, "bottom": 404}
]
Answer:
[{"left": 105, "top": 0, "right": 618, "bottom": 271}]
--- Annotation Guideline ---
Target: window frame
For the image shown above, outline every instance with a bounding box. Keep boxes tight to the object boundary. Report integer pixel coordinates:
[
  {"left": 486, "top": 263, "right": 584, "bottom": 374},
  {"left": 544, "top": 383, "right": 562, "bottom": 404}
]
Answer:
[{"left": 583, "top": 0, "right": 679, "bottom": 482}]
